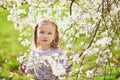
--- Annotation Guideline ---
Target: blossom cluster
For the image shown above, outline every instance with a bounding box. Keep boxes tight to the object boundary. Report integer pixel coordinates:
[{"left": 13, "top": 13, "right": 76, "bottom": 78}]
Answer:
[{"left": 17, "top": 50, "right": 69, "bottom": 79}]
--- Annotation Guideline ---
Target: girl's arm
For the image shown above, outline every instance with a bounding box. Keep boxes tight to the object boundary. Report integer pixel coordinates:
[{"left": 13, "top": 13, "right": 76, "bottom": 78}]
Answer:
[
  {"left": 19, "top": 50, "right": 36, "bottom": 74},
  {"left": 57, "top": 49, "right": 71, "bottom": 74},
  {"left": 19, "top": 62, "right": 27, "bottom": 74}
]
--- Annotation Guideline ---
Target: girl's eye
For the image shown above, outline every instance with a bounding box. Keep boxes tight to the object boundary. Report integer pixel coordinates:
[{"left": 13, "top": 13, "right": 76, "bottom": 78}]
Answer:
[
  {"left": 48, "top": 32, "right": 52, "bottom": 35},
  {"left": 40, "top": 31, "right": 44, "bottom": 34}
]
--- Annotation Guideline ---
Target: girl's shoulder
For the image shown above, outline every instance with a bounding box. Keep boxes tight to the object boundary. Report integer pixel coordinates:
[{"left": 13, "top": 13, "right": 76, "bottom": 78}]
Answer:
[
  {"left": 29, "top": 48, "right": 40, "bottom": 56},
  {"left": 29, "top": 48, "right": 65, "bottom": 56},
  {"left": 52, "top": 48, "right": 65, "bottom": 56}
]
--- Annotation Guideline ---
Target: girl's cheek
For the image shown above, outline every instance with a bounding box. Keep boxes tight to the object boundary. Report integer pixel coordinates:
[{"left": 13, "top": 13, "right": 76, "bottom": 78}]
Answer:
[{"left": 39, "top": 34, "right": 43, "bottom": 37}]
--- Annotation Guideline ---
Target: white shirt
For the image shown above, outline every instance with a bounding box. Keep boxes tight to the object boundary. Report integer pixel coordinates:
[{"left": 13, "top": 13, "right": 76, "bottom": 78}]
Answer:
[{"left": 26, "top": 48, "right": 70, "bottom": 80}]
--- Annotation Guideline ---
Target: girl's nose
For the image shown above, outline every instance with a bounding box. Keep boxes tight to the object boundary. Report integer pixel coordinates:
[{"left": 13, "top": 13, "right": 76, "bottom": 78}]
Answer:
[{"left": 43, "top": 34, "right": 47, "bottom": 37}]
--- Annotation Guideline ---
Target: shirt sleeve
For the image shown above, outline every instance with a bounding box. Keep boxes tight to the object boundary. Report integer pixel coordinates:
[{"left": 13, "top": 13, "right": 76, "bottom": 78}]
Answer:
[
  {"left": 57, "top": 49, "right": 71, "bottom": 73},
  {"left": 25, "top": 50, "right": 35, "bottom": 74},
  {"left": 25, "top": 50, "right": 37, "bottom": 74}
]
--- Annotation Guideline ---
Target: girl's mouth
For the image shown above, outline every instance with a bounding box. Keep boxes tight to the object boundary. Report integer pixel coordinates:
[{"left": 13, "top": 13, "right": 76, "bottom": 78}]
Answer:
[{"left": 43, "top": 40, "right": 47, "bottom": 41}]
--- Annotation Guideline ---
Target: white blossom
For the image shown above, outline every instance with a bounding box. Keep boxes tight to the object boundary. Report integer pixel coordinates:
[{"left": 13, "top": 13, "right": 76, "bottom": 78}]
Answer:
[
  {"left": 21, "top": 39, "right": 31, "bottom": 46},
  {"left": 72, "top": 54, "right": 80, "bottom": 64},
  {"left": 86, "top": 69, "right": 94, "bottom": 78},
  {"left": 96, "top": 37, "right": 112, "bottom": 47},
  {"left": 66, "top": 44, "right": 72, "bottom": 48},
  {"left": 83, "top": 48, "right": 99, "bottom": 56},
  {"left": 101, "top": 30, "right": 108, "bottom": 37},
  {"left": 81, "top": 42, "right": 85, "bottom": 46}
]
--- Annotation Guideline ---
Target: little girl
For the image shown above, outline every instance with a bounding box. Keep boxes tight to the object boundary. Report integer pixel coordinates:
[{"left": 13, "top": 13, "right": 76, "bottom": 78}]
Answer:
[{"left": 19, "top": 20, "right": 70, "bottom": 80}]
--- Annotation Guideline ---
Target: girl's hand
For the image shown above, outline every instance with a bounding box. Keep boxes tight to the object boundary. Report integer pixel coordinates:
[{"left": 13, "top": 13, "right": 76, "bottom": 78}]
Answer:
[{"left": 19, "top": 62, "right": 26, "bottom": 74}]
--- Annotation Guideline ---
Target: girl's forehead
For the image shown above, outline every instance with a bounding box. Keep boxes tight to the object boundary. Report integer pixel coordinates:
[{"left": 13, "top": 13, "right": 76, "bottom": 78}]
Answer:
[{"left": 39, "top": 24, "right": 56, "bottom": 31}]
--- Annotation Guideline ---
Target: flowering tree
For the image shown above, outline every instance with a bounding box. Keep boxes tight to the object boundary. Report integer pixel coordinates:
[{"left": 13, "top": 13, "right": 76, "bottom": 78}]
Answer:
[{"left": 1, "top": 0, "right": 120, "bottom": 79}]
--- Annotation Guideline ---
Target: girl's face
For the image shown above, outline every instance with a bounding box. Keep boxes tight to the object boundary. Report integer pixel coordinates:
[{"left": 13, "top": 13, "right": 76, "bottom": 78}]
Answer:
[{"left": 38, "top": 23, "right": 56, "bottom": 47}]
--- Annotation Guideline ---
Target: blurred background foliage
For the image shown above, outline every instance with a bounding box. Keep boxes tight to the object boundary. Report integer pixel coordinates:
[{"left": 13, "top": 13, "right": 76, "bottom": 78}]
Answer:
[
  {"left": 0, "top": 9, "right": 120, "bottom": 80},
  {"left": 0, "top": 10, "right": 30, "bottom": 80}
]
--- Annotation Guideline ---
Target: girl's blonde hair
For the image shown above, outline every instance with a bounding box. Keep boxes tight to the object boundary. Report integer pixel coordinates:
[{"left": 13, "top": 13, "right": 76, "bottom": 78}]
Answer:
[{"left": 34, "top": 20, "right": 59, "bottom": 48}]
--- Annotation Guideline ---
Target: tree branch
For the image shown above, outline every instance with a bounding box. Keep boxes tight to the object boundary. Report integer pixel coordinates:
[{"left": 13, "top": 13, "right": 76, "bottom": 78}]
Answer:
[
  {"left": 79, "top": 19, "right": 101, "bottom": 57},
  {"left": 70, "top": 0, "right": 74, "bottom": 15},
  {"left": 103, "top": 62, "right": 107, "bottom": 80}
]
